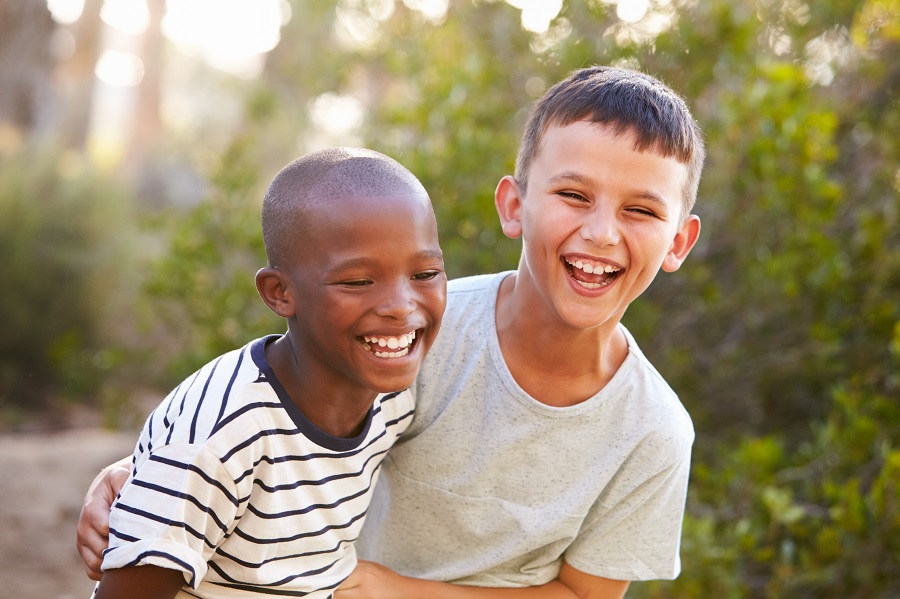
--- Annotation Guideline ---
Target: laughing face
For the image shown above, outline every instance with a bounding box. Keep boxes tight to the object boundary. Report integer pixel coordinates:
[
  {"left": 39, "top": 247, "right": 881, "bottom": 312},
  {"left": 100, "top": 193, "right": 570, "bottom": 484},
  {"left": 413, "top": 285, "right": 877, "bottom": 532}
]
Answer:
[
  {"left": 279, "top": 192, "right": 446, "bottom": 395},
  {"left": 496, "top": 120, "right": 700, "bottom": 332}
]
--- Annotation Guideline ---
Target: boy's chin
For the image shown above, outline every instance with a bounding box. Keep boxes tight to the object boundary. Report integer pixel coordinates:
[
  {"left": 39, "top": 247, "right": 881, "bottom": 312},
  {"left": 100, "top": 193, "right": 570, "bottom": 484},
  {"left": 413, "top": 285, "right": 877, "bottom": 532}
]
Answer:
[{"left": 364, "top": 370, "right": 421, "bottom": 394}]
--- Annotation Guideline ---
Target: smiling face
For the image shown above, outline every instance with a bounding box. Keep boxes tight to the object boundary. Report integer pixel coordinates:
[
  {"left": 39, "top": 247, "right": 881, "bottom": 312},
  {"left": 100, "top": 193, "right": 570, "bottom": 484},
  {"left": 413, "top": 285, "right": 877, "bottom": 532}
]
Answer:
[
  {"left": 277, "top": 192, "right": 446, "bottom": 395},
  {"left": 496, "top": 120, "right": 700, "bottom": 333}
]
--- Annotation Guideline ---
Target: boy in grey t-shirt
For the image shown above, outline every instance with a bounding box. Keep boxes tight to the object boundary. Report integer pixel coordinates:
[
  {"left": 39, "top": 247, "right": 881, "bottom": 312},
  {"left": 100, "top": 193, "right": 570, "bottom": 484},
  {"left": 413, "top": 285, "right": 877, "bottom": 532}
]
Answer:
[{"left": 342, "top": 66, "right": 704, "bottom": 598}]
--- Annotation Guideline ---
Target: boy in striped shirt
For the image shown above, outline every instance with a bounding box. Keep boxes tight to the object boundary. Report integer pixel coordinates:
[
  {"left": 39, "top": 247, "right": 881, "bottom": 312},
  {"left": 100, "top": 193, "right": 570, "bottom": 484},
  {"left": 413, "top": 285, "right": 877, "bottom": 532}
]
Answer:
[{"left": 90, "top": 147, "right": 446, "bottom": 599}]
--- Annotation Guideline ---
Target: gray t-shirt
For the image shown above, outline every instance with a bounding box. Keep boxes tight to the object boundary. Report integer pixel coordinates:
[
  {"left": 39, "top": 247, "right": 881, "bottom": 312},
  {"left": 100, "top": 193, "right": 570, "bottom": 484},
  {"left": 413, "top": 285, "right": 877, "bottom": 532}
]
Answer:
[{"left": 357, "top": 272, "right": 694, "bottom": 585}]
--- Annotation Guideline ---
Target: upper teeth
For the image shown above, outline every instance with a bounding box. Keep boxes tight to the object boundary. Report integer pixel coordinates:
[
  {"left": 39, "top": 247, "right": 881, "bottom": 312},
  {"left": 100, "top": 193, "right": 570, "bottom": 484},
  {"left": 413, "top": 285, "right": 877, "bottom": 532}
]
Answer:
[
  {"left": 566, "top": 258, "right": 620, "bottom": 274},
  {"left": 364, "top": 331, "right": 416, "bottom": 350}
]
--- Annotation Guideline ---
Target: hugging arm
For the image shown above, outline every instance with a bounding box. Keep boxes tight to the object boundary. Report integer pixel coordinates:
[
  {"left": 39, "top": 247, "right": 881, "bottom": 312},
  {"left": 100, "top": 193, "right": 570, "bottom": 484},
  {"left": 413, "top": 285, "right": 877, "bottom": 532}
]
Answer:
[
  {"left": 336, "top": 560, "right": 629, "bottom": 599},
  {"left": 78, "top": 461, "right": 629, "bottom": 599}
]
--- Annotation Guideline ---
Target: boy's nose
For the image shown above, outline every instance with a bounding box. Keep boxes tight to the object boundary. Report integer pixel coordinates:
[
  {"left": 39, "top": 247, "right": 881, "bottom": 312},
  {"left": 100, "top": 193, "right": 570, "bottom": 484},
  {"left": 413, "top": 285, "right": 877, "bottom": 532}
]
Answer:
[
  {"left": 580, "top": 206, "right": 621, "bottom": 247},
  {"left": 376, "top": 281, "right": 417, "bottom": 319}
]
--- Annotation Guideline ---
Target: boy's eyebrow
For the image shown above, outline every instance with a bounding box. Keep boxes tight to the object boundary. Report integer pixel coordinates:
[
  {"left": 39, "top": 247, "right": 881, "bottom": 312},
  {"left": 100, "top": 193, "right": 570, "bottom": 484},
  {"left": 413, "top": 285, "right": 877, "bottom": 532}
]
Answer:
[
  {"left": 548, "top": 171, "right": 672, "bottom": 210},
  {"left": 546, "top": 171, "right": 593, "bottom": 188},
  {"left": 327, "top": 249, "right": 444, "bottom": 274}
]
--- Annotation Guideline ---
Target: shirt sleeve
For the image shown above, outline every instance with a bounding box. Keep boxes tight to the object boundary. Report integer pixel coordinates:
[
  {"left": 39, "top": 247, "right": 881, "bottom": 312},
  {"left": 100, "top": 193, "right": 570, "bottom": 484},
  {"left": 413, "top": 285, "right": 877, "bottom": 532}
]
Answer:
[
  {"left": 563, "top": 451, "right": 692, "bottom": 581},
  {"left": 101, "top": 442, "right": 241, "bottom": 588}
]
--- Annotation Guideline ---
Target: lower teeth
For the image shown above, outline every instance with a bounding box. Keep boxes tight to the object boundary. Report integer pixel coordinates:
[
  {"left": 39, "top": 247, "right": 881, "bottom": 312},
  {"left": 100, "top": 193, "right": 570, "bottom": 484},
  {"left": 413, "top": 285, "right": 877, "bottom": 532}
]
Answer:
[{"left": 374, "top": 348, "right": 409, "bottom": 358}]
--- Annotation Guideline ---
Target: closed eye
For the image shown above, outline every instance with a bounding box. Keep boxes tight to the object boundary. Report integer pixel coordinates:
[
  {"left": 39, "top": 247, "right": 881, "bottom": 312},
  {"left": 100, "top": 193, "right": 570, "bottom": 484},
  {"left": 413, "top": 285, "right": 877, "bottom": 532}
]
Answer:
[
  {"left": 558, "top": 191, "right": 589, "bottom": 202},
  {"left": 412, "top": 270, "right": 443, "bottom": 281},
  {"left": 627, "top": 207, "right": 659, "bottom": 218}
]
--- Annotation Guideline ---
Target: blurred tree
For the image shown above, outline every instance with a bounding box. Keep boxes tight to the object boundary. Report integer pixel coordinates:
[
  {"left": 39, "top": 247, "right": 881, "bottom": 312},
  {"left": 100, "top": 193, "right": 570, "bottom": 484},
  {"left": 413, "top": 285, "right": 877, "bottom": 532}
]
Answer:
[
  {"left": 56, "top": 0, "right": 105, "bottom": 150},
  {"left": 0, "top": 148, "right": 137, "bottom": 423},
  {"left": 125, "top": 0, "right": 166, "bottom": 173},
  {"left": 0, "top": 0, "right": 56, "bottom": 134}
]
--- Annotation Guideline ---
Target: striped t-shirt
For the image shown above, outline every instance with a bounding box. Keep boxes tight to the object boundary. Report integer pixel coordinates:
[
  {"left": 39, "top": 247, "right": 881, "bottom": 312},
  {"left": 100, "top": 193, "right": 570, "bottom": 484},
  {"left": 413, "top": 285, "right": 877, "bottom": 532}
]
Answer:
[{"left": 100, "top": 335, "right": 415, "bottom": 599}]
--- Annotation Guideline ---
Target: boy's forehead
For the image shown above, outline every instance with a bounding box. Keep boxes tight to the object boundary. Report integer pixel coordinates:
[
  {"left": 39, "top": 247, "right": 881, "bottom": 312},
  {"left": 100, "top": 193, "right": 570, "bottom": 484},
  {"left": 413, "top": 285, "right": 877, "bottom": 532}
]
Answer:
[
  {"left": 305, "top": 190, "right": 431, "bottom": 216},
  {"left": 300, "top": 191, "right": 434, "bottom": 231},
  {"left": 539, "top": 121, "right": 688, "bottom": 170},
  {"left": 287, "top": 191, "right": 439, "bottom": 263},
  {"left": 533, "top": 121, "right": 689, "bottom": 208}
]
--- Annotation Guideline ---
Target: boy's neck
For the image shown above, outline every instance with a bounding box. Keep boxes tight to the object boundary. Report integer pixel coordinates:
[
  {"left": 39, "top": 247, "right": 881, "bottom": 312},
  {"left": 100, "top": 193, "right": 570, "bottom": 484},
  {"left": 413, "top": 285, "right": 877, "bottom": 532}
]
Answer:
[
  {"left": 265, "top": 335, "right": 376, "bottom": 438},
  {"left": 495, "top": 273, "right": 629, "bottom": 408}
]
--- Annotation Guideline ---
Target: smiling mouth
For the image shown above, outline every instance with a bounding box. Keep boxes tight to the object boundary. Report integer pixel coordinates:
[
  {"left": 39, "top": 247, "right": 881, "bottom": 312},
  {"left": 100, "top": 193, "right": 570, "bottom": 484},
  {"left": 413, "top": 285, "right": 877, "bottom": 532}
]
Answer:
[
  {"left": 360, "top": 330, "right": 418, "bottom": 359},
  {"left": 563, "top": 257, "right": 622, "bottom": 289}
]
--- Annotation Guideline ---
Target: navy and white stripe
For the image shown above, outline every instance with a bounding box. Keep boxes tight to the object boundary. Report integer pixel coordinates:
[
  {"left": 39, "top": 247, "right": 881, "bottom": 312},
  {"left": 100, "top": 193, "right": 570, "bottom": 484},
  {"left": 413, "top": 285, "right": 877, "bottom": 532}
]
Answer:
[{"left": 101, "top": 335, "right": 415, "bottom": 599}]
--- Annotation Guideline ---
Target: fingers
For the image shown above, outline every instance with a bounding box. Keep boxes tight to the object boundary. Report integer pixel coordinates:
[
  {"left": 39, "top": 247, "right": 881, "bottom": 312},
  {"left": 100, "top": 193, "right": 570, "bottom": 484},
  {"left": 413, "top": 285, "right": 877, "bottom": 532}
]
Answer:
[
  {"left": 76, "top": 498, "right": 112, "bottom": 580},
  {"left": 75, "top": 460, "right": 131, "bottom": 580},
  {"left": 77, "top": 534, "right": 105, "bottom": 580}
]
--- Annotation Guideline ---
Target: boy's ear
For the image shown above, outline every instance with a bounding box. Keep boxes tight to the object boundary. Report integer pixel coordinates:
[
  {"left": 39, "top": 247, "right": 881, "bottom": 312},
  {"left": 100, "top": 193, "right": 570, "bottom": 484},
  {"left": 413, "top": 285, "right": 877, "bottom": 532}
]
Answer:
[
  {"left": 661, "top": 215, "right": 701, "bottom": 273},
  {"left": 495, "top": 175, "right": 524, "bottom": 240},
  {"left": 256, "top": 267, "right": 296, "bottom": 318}
]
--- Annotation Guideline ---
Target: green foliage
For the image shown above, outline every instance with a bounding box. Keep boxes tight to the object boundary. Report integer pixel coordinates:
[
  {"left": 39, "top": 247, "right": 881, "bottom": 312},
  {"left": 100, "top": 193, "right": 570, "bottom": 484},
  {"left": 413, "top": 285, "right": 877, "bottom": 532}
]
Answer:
[
  {"left": 143, "top": 131, "right": 282, "bottom": 381},
  {"left": 0, "top": 146, "right": 136, "bottom": 417},
  {"left": 635, "top": 377, "right": 900, "bottom": 598}
]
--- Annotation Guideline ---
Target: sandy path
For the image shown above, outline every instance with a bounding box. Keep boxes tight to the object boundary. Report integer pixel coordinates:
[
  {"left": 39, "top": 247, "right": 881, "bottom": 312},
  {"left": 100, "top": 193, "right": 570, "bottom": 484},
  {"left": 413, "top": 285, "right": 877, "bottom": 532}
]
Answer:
[{"left": 0, "top": 428, "right": 136, "bottom": 598}]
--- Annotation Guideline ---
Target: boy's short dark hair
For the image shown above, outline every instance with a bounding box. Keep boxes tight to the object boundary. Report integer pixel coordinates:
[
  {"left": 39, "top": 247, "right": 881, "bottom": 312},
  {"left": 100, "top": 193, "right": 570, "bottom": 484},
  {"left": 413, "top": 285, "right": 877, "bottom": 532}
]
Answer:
[
  {"left": 515, "top": 66, "right": 705, "bottom": 220},
  {"left": 261, "top": 147, "right": 429, "bottom": 268}
]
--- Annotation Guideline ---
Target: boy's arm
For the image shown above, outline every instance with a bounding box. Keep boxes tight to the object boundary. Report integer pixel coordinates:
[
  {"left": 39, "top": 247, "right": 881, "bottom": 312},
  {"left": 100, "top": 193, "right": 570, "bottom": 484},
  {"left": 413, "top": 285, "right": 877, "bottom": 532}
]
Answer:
[
  {"left": 94, "top": 565, "right": 185, "bottom": 599},
  {"left": 336, "top": 560, "right": 629, "bottom": 599},
  {"left": 76, "top": 455, "right": 131, "bottom": 580}
]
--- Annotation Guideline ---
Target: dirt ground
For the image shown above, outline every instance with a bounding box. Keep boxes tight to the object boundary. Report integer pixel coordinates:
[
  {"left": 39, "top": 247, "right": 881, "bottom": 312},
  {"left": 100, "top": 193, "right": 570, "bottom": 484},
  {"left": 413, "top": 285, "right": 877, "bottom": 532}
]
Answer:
[{"left": 0, "top": 426, "right": 137, "bottom": 598}]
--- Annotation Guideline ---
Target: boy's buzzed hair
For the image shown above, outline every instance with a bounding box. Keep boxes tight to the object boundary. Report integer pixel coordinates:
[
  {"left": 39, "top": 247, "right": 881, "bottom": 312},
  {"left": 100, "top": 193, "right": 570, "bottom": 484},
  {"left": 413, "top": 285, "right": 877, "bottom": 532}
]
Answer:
[
  {"left": 262, "top": 147, "right": 429, "bottom": 268},
  {"left": 515, "top": 66, "right": 705, "bottom": 220}
]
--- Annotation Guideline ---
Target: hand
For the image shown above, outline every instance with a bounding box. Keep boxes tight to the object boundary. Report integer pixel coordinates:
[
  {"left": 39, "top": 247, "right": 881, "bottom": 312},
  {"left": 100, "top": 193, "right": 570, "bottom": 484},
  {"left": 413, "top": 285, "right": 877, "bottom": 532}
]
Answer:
[
  {"left": 336, "top": 560, "right": 414, "bottom": 599},
  {"left": 75, "top": 457, "right": 131, "bottom": 580}
]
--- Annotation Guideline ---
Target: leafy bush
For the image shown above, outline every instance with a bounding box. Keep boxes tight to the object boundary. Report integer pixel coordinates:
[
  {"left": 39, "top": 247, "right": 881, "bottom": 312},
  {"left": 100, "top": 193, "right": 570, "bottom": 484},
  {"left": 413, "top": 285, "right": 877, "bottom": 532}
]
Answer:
[
  {"left": 0, "top": 146, "right": 136, "bottom": 419},
  {"left": 633, "top": 373, "right": 900, "bottom": 598}
]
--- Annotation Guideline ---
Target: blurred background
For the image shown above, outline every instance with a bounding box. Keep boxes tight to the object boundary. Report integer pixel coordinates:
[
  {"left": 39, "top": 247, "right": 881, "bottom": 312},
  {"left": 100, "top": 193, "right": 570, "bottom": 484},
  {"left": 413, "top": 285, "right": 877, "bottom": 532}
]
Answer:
[{"left": 0, "top": 0, "right": 897, "bottom": 597}]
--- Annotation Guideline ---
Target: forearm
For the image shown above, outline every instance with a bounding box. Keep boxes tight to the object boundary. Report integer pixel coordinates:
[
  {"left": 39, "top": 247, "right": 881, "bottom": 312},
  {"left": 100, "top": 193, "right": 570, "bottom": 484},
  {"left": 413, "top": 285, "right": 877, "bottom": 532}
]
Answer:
[
  {"left": 94, "top": 565, "right": 184, "bottom": 599},
  {"left": 385, "top": 577, "right": 577, "bottom": 599},
  {"left": 337, "top": 561, "right": 629, "bottom": 599}
]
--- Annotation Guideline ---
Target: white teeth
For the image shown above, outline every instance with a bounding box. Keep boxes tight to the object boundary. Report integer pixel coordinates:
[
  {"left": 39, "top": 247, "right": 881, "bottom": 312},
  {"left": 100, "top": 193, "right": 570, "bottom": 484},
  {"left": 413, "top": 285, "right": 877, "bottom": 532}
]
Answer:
[
  {"left": 374, "top": 348, "right": 410, "bottom": 359},
  {"left": 566, "top": 258, "right": 619, "bottom": 275},
  {"left": 363, "top": 331, "right": 416, "bottom": 355}
]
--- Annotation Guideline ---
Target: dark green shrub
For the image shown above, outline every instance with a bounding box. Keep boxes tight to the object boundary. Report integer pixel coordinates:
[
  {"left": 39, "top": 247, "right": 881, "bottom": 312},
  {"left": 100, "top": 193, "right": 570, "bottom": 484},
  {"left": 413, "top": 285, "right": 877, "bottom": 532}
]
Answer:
[
  {"left": 0, "top": 146, "right": 136, "bottom": 419},
  {"left": 633, "top": 374, "right": 900, "bottom": 598}
]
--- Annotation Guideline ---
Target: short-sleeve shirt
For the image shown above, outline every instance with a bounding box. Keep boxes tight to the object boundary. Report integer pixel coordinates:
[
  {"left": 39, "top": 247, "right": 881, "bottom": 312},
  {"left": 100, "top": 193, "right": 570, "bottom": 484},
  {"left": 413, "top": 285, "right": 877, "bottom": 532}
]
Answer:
[
  {"left": 101, "top": 335, "right": 415, "bottom": 599},
  {"left": 355, "top": 273, "right": 694, "bottom": 584}
]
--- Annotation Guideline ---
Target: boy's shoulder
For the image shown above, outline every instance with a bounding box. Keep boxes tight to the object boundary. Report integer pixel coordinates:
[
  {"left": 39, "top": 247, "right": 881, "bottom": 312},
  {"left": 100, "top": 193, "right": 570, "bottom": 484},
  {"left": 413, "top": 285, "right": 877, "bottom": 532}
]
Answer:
[
  {"left": 145, "top": 336, "right": 280, "bottom": 442},
  {"left": 447, "top": 271, "right": 510, "bottom": 295},
  {"left": 618, "top": 325, "right": 694, "bottom": 442},
  {"left": 440, "top": 271, "right": 510, "bottom": 330}
]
